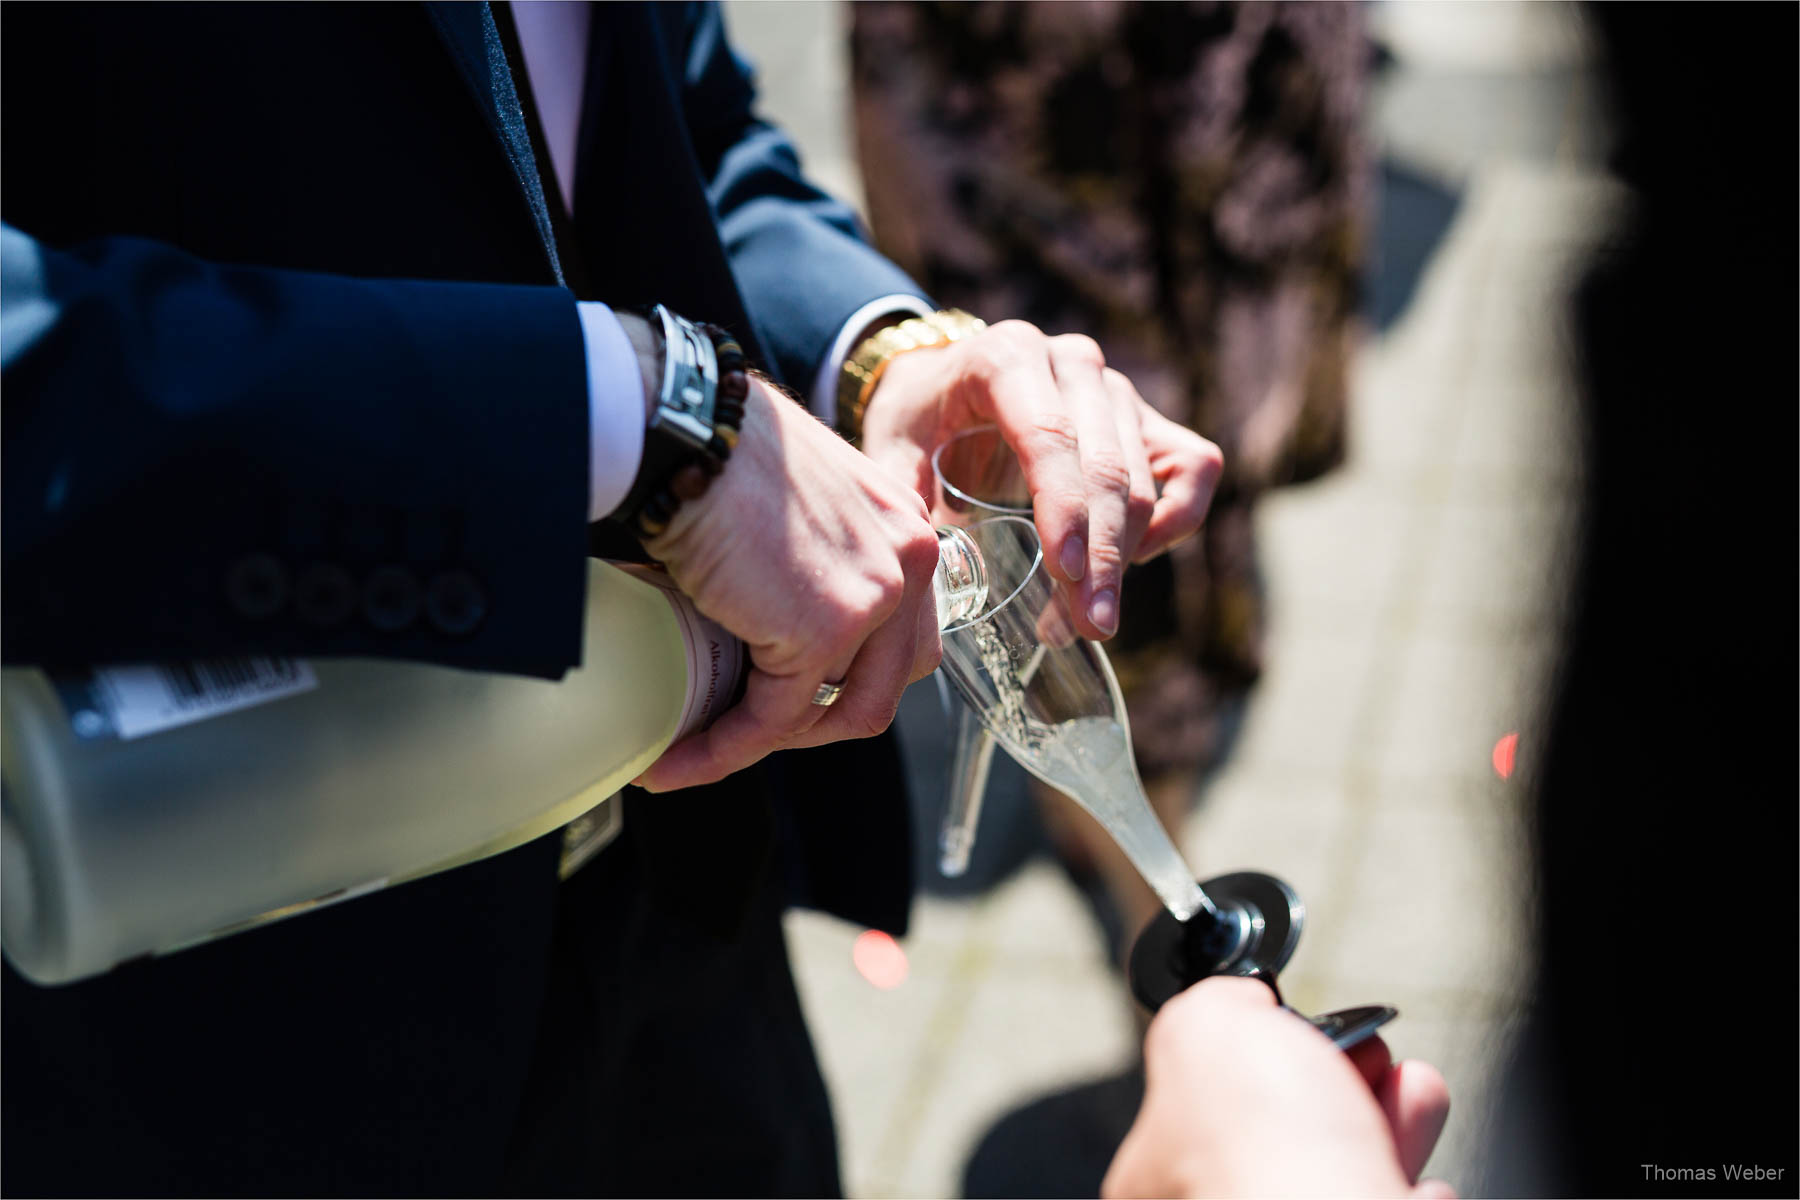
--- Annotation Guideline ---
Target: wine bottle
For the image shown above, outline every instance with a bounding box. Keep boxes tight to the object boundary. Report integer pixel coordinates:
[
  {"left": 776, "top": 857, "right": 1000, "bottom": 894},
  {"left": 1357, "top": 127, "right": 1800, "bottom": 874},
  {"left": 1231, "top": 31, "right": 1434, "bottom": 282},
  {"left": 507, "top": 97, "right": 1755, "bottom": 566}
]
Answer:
[
  {"left": 2, "top": 531, "right": 989, "bottom": 986},
  {"left": 0, "top": 560, "right": 750, "bottom": 985}
]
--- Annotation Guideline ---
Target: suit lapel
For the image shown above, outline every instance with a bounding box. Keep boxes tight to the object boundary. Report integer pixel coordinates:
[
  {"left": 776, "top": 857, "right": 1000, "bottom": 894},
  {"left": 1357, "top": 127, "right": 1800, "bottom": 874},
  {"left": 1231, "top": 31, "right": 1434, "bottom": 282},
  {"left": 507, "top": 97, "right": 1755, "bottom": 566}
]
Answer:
[{"left": 424, "top": 1, "right": 564, "bottom": 286}]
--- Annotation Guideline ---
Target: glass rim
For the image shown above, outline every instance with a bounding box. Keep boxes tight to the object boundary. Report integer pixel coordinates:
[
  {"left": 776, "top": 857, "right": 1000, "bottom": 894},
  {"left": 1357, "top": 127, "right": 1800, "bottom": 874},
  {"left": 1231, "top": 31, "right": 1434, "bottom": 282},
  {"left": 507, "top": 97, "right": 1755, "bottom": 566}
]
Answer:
[
  {"left": 930, "top": 425, "right": 1033, "bottom": 516},
  {"left": 941, "top": 514, "right": 1046, "bottom": 635}
]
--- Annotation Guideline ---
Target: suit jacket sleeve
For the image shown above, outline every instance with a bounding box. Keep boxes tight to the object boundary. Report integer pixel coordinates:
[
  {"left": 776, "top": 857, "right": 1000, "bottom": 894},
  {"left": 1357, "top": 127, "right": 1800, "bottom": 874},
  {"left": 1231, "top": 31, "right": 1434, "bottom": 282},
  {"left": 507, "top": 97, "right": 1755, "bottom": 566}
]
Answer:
[
  {"left": 671, "top": 2, "right": 931, "bottom": 391},
  {"left": 1, "top": 225, "right": 592, "bottom": 679}
]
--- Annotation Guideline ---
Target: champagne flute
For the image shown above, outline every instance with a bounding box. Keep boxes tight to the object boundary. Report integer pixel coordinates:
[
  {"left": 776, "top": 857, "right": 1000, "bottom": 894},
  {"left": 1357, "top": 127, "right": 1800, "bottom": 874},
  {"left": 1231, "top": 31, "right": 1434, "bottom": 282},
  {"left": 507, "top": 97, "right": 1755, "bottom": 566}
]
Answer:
[
  {"left": 938, "top": 516, "right": 1217, "bottom": 921},
  {"left": 942, "top": 516, "right": 1395, "bottom": 1047},
  {"left": 930, "top": 426, "right": 1031, "bottom": 877}
]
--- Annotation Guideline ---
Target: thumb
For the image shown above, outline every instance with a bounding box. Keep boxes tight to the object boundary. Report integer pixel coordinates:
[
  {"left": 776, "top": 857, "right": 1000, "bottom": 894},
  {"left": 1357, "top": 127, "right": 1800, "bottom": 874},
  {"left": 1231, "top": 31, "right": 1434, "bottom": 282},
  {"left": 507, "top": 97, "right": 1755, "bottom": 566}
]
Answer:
[{"left": 1379, "top": 1059, "right": 1452, "bottom": 1184}]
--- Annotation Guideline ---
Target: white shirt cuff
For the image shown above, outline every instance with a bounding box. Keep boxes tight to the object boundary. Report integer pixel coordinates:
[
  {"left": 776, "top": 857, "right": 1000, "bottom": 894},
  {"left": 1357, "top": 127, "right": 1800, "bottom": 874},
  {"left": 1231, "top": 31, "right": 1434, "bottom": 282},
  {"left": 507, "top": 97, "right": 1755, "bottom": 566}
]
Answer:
[
  {"left": 576, "top": 301, "right": 648, "bottom": 522},
  {"left": 810, "top": 293, "right": 935, "bottom": 426}
]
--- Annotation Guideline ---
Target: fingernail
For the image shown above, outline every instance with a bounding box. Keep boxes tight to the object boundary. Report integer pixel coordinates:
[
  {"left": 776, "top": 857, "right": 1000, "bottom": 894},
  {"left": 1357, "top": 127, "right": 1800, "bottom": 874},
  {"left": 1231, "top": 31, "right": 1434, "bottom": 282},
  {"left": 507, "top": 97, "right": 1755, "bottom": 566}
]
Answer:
[
  {"left": 1088, "top": 589, "right": 1118, "bottom": 636},
  {"left": 1060, "top": 537, "right": 1086, "bottom": 582}
]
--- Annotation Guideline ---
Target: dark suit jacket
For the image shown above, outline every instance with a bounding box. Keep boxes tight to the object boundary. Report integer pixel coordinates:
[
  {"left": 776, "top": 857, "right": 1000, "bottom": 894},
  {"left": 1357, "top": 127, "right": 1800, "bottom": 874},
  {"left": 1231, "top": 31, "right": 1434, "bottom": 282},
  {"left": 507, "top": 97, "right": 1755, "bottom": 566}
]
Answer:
[{"left": 2, "top": 4, "right": 922, "bottom": 1193}]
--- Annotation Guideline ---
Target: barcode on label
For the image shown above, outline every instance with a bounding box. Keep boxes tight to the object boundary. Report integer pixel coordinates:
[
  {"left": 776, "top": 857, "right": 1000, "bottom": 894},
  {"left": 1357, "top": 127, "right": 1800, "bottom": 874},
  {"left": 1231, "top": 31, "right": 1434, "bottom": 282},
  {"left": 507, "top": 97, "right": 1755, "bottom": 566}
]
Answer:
[
  {"left": 93, "top": 657, "right": 318, "bottom": 741},
  {"left": 156, "top": 657, "right": 305, "bottom": 704}
]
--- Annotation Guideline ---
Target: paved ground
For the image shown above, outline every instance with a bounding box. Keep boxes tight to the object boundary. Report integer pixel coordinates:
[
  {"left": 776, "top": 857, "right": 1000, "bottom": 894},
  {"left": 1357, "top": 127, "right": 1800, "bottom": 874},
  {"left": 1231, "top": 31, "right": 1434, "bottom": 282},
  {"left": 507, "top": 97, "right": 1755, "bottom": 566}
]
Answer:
[{"left": 724, "top": 3, "right": 1624, "bottom": 1194}]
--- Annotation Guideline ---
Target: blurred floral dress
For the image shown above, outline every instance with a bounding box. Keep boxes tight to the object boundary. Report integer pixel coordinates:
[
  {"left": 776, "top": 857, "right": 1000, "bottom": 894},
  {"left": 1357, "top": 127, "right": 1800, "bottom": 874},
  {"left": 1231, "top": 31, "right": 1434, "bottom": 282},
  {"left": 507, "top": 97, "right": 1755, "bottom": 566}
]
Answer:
[{"left": 852, "top": 1, "right": 1370, "bottom": 781}]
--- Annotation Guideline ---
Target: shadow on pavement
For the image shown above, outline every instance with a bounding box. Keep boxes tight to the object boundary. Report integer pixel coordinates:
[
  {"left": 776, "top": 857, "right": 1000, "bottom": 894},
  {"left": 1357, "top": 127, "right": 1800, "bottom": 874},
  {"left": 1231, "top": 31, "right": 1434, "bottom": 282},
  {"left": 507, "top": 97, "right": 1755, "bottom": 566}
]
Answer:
[{"left": 1367, "top": 158, "right": 1463, "bottom": 333}]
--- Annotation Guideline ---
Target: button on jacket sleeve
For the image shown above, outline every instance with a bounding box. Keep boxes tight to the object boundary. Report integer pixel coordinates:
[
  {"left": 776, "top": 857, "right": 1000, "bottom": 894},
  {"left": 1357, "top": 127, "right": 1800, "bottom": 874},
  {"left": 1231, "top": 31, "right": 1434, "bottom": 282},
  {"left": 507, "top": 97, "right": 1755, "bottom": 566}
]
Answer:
[{"left": 0, "top": 225, "right": 592, "bottom": 679}]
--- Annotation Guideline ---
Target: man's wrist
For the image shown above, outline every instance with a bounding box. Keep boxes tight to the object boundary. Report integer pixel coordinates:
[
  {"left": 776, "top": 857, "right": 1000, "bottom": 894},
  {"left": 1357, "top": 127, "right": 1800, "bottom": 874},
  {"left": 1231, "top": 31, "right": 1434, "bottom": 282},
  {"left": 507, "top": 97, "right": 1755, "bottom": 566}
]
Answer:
[
  {"left": 811, "top": 294, "right": 934, "bottom": 426},
  {"left": 835, "top": 308, "right": 987, "bottom": 445},
  {"left": 615, "top": 311, "right": 664, "bottom": 426},
  {"left": 609, "top": 307, "right": 748, "bottom": 541}
]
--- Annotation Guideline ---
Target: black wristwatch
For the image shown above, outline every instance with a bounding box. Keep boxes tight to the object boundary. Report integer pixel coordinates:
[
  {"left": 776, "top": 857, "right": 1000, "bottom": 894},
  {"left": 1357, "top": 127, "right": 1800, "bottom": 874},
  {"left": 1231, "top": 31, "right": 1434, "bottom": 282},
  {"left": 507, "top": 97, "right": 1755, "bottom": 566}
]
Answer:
[{"left": 608, "top": 305, "right": 746, "bottom": 540}]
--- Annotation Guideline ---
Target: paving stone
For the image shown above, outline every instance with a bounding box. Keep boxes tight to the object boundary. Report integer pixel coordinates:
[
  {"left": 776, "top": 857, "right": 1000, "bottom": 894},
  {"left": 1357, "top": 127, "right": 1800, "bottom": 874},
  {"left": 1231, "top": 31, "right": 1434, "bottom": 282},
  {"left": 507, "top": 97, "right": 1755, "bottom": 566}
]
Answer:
[
  {"left": 882, "top": 956, "right": 1138, "bottom": 1199},
  {"left": 1375, "top": 630, "right": 1560, "bottom": 786},
  {"left": 1447, "top": 378, "right": 1585, "bottom": 502},
  {"left": 783, "top": 909, "right": 966, "bottom": 1195},
  {"left": 1414, "top": 496, "right": 1580, "bottom": 639},
  {"left": 1376, "top": 70, "right": 1589, "bottom": 185},
  {"left": 1258, "top": 474, "right": 1419, "bottom": 639},
  {"left": 1480, "top": 164, "right": 1636, "bottom": 253},
  {"left": 1227, "top": 627, "right": 1391, "bottom": 775},
  {"left": 1343, "top": 349, "right": 1455, "bottom": 476},
  {"left": 901, "top": 891, "right": 988, "bottom": 956},
  {"left": 1372, "top": 1, "right": 1595, "bottom": 74},
  {"left": 1315, "top": 802, "right": 1532, "bottom": 1002},
  {"left": 975, "top": 858, "right": 1118, "bottom": 972}
]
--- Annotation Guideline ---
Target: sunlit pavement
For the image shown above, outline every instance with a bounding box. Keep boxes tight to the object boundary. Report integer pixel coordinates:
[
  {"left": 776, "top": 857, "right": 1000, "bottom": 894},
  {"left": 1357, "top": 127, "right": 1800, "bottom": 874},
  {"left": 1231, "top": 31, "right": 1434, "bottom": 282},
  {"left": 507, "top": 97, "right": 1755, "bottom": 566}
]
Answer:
[{"left": 727, "top": 3, "right": 1625, "bottom": 1194}]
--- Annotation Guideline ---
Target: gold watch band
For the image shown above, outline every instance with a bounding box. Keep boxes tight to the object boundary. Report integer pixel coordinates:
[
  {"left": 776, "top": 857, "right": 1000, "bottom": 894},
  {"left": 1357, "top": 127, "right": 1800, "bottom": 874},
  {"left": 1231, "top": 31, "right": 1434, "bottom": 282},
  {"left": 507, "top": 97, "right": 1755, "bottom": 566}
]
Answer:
[{"left": 836, "top": 308, "right": 987, "bottom": 445}]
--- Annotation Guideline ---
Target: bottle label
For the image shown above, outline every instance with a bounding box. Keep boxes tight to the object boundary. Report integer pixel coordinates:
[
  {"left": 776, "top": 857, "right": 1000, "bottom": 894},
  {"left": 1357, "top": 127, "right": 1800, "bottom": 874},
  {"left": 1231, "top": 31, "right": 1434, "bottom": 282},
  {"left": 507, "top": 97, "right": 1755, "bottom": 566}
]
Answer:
[
  {"left": 613, "top": 566, "right": 746, "bottom": 739},
  {"left": 54, "top": 657, "right": 318, "bottom": 742},
  {"left": 672, "top": 608, "right": 740, "bottom": 738}
]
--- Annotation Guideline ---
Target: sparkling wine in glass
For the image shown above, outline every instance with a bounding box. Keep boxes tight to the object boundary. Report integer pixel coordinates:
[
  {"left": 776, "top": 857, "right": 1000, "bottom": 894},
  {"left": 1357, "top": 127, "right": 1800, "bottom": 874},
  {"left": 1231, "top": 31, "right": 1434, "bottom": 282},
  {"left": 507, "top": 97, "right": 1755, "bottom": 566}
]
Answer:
[
  {"left": 941, "top": 516, "right": 1395, "bottom": 1048},
  {"left": 929, "top": 426, "right": 1031, "bottom": 877},
  {"left": 938, "top": 515, "right": 1216, "bottom": 921}
]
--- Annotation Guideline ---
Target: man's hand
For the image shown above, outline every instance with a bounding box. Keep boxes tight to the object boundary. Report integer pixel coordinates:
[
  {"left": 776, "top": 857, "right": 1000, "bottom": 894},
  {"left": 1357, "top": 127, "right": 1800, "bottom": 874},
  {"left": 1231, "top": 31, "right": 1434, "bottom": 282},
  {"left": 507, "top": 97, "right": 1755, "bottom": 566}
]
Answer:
[
  {"left": 860, "top": 321, "right": 1223, "bottom": 641},
  {"left": 637, "top": 376, "right": 944, "bottom": 792},
  {"left": 1103, "top": 977, "right": 1454, "bottom": 1199}
]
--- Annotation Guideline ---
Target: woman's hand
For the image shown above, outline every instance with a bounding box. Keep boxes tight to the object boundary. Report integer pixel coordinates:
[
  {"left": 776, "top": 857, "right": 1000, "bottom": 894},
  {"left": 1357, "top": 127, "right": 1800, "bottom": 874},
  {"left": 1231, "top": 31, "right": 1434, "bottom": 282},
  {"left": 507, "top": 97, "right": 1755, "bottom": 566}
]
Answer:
[
  {"left": 860, "top": 321, "right": 1222, "bottom": 641},
  {"left": 1103, "top": 977, "right": 1454, "bottom": 1199}
]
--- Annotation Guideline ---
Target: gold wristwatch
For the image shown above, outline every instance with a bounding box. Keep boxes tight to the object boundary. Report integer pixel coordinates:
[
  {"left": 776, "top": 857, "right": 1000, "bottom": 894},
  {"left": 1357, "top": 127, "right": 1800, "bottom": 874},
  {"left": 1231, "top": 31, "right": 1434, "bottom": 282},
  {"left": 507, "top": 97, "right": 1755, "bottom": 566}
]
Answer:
[{"left": 836, "top": 308, "right": 987, "bottom": 445}]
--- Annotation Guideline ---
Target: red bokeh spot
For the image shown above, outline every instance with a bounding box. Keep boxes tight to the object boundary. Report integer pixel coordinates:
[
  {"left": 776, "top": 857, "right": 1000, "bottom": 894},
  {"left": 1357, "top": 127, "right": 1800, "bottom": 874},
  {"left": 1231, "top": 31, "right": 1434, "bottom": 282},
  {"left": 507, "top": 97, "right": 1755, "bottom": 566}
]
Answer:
[
  {"left": 852, "top": 930, "right": 908, "bottom": 990},
  {"left": 1492, "top": 731, "right": 1519, "bottom": 780}
]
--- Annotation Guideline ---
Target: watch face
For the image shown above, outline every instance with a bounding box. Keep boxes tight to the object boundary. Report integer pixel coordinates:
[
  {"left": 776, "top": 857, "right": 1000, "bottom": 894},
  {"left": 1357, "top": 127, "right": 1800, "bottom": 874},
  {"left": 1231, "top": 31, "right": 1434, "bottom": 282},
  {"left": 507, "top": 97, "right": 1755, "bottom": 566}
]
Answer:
[{"left": 653, "top": 306, "right": 719, "bottom": 450}]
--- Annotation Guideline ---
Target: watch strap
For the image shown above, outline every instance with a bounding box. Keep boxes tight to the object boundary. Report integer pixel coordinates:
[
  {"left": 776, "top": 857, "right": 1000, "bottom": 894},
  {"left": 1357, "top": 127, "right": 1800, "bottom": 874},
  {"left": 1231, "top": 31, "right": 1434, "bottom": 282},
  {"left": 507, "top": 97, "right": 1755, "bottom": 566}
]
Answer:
[{"left": 609, "top": 306, "right": 748, "bottom": 541}]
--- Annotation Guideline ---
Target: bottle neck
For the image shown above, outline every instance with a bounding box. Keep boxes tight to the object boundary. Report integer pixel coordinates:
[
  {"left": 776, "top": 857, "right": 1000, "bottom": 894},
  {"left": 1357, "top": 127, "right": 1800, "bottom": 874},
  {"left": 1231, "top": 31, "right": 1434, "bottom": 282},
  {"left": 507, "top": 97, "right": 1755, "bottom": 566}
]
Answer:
[{"left": 933, "top": 526, "right": 988, "bottom": 628}]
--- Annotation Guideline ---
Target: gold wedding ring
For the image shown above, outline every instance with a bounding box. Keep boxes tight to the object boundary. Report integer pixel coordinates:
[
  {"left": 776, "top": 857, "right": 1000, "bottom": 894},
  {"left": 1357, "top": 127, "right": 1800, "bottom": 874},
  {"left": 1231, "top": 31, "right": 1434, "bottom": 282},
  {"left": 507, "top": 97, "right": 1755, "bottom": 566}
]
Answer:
[{"left": 811, "top": 680, "right": 847, "bottom": 707}]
